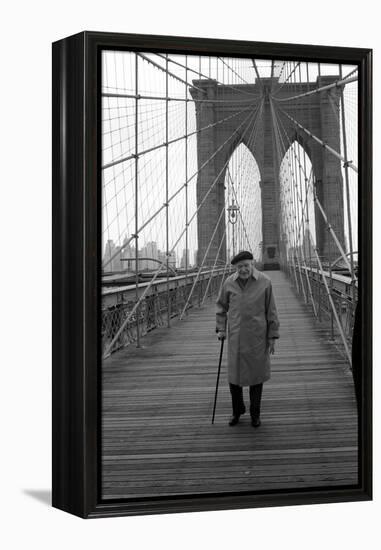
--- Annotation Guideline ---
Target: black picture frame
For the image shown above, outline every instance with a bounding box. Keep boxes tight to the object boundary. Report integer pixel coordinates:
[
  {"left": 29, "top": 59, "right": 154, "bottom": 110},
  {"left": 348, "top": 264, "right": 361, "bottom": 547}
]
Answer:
[{"left": 52, "top": 31, "right": 372, "bottom": 519}]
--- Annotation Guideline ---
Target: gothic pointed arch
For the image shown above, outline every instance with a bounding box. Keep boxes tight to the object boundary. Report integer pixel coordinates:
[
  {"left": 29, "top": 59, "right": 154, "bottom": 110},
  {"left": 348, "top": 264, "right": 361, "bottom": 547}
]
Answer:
[
  {"left": 279, "top": 140, "right": 317, "bottom": 267},
  {"left": 224, "top": 143, "right": 263, "bottom": 263},
  {"left": 190, "top": 75, "right": 344, "bottom": 268}
]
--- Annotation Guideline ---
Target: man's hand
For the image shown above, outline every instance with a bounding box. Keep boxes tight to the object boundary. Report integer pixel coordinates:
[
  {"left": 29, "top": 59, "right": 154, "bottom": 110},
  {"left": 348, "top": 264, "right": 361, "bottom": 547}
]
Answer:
[
  {"left": 217, "top": 331, "right": 226, "bottom": 341},
  {"left": 267, "top": 339, "right": 276, "bottom": 354}
]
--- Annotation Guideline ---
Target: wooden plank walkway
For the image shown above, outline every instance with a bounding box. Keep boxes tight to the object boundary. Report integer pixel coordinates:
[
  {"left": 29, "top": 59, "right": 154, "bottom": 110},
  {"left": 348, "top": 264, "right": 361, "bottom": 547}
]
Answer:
[{"left": 102, "top": 271, "right": 358, "bottom": 499}]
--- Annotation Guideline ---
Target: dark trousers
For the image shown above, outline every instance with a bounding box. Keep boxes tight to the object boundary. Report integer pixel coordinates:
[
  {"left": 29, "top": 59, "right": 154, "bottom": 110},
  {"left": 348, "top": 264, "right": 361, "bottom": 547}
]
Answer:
[{"left": 229, "top": 383, "right": 263, "bottom": 418}]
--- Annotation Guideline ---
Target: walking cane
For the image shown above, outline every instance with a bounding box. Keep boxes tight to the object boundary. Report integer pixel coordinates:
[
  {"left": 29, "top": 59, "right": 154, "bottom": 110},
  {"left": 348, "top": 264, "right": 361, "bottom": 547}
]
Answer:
[{"left": 212, "top": 336, "right": 225, "bottom": 424}]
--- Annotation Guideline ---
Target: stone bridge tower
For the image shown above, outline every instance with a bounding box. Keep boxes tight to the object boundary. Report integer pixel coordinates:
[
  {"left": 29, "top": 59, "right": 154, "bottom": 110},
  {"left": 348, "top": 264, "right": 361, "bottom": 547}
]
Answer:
[{"left": 190, "top": 76, "right": 344, "bottom": 269}]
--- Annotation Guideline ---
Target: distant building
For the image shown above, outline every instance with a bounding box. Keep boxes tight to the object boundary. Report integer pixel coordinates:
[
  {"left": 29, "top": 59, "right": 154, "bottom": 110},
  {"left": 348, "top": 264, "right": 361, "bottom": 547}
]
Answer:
[
  {"left": 120, "top": 239, "right": 136, "bottom": 272},
  {"left": 138, "top": 245, "right": 148, "bottom": 270},
  {"left": 138, "top": 241, "right": 159, "bottom": 270},
  {"left": 157, "top": 250, "right": 166, "bottom": 267},
  {"left": 113, "top": 246, "right": 123, "bottom": 271},
  {"left": 103, "top": 239, "right": 116, "bottom": 271},
  {"left": 103, "top": 237, "right": 140, "bottom": 272},
  {"left": 145, "top": 241, "right": 159, "bottom": 270},
  {"left": 302, "top": 228, "right": 313, "bottom": 263},
  {"left": 103, "top": 239, "right": 123, "bottom": 272},
  {"left": 180, "top": 248, "right": 190, "bottom": 269},
  {"left": 168, "top": 250, "right": 176, "bottom": 270}
]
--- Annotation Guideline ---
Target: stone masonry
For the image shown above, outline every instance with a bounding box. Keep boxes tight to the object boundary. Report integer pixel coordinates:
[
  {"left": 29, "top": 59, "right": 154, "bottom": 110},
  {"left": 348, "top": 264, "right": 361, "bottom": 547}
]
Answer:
[{"left": 189, "top": 76, "right": 345, "bottom": 269}]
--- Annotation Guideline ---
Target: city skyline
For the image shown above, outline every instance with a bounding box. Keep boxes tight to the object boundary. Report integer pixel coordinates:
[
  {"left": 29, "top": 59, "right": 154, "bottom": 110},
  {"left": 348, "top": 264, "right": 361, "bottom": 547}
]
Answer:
[{"left": 103, "top": 237, "right": 199, "bottom": 272}]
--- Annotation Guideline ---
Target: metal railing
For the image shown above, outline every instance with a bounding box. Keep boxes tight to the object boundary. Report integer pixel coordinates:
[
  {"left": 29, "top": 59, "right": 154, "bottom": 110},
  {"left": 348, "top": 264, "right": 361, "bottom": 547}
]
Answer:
[
  {"left": 102, "top": 267, "right": 233, "bottom": 357},
  {"left": 284, "top": 262, "right": 357, "bottom": 364}
]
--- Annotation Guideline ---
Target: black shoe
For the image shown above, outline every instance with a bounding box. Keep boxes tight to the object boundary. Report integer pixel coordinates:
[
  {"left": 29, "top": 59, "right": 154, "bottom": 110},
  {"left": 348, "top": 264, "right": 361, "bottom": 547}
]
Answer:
[
  {"left": 228, "top": 404, "right": 246, "bottom": 426},
  {"left": 229, "top": 415, "right": 240, "bottom": 426},
  {"left": 251, "top": 416, "right": 261, "bottom": 428}
]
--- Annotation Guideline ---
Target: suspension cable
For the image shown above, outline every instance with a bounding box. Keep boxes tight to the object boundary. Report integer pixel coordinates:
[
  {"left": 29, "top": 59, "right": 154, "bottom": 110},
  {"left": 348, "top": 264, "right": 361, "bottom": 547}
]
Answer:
[
  {"left": 102, "top": 104, "right": 256, "bottom": 170},
  {"left": 102, "top": 103, "right": 261, "bottom": 269},
  {"left": 155, "top": 52, "right": 258, "bottom": 97},
  {"left": 272, "top": 62, "right": 301, "bottom": 96},
  {"left": 273, "top": 99, "right": 356, "bottom": 277},
  {"left": 277, "top": 107, "right": 358, "bottom": 173},
  {"left": 272, "top": 75, "right": 357, "bottom": 102},
  {"left": 179, "top": 206, "right": 226, "bottom": 319}
]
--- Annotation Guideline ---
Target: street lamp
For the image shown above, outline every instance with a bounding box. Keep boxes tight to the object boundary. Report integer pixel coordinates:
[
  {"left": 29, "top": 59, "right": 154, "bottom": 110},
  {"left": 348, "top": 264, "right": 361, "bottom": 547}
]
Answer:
[{"left": 227, "top": 200, "right": 240, "bottom": 258}]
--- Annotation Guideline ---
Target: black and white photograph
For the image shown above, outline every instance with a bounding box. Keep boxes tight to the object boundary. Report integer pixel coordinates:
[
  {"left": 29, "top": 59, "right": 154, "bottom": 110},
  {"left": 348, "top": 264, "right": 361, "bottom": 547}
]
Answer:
[
  {"left": 101, "top": 51, "right": 361, "bottom": 499},
  {"left": 4, "top": 0, "right": 379, "bottom": 544}
]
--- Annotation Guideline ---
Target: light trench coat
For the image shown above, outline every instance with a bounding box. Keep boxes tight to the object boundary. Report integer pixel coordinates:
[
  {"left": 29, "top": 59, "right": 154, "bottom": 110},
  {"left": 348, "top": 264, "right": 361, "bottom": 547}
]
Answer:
[{"left": 216, "top": 268, "right": 280, "bottom": 386}]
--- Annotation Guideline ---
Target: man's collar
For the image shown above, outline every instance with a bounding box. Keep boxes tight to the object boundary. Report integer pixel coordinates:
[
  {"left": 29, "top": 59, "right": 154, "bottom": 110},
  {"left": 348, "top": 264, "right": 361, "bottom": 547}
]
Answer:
[{"left": 233, "top": 267, "right": 259, "bottom": 281}]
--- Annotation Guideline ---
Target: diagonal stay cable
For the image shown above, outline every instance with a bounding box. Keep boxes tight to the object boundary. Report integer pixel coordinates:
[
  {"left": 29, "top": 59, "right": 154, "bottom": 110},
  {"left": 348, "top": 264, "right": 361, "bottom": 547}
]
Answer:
[
  {"left": 154, "top": 53, "right": 258, "bottom": 97},
  {"left": 270, "top": 95, "right": 306, "bottom": 298},
  {"left": 102, "top": 92, "right": 259, "bottom": 104},
  {"left": 271, "top": 62, "right": 301, "bottom": 97},
  {"left": 103, "top": 95, "right": 262, "bottom": 292},
  {"left": 102, "top": 104, "right": 256, "bottom": 170},
  {"left": 200, "top": 224, "right": 228, "bottom": 305},
  {"left": 170, "top": 101, "right": 263, "bottom": 253},
  {"left": 273, "top": 98, "right": 354, "bottom": 275},
  {"left": 273, "top": 99, "right": 356, "bottom": 276},
  {"left": 274, "top": 107, "right": 354, "bottom": 367},
  {"left": 138, "top": 53, "right": 206, "bottom": 93},
  {"left": 221, "top": 99, "right": 264, "bottom": 259},
  {"left": 272, "top": 75, "right": 357, "bottom": 103},
  {"left": 217, "top": 57, "right": 251, "bottom": 85},
  {"left": 179, "top": 207, "right": 227, "bottom": 320},
  {"left": 110, "top": 100, "right": 258, "bottom": 336},
  {"left": 223, "top": 95, "right": 264, "bottom": 256},
  {"left": 102, "top": 102, "right": 262, "bottom": 269},
  {"left": 277, "top": 106, "right": 358, "bottom": 173},
  {"left": 227, "top": 167, "right": 255, "bottom": 254},
  {"left": 306, "top": 231, "right": 353, "bottom": 365},
  {"left": 251, "top": 59, "right": 264, "bottom": 94},
  {"left": 271, "top": 95, "right": 355, "bottom": 346},
  {"left": 270, "top": 61, "right": 285, "bottom": 98},
  {"left": 274, "top": 103, "right": 316, "bottom": 305}
]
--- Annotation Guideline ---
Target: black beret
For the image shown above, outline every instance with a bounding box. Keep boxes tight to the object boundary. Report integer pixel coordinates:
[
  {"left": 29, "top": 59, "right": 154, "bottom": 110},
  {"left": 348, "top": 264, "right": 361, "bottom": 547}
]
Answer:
[{"left": 231, "top": 250, "right": 253, "bottom": 265}]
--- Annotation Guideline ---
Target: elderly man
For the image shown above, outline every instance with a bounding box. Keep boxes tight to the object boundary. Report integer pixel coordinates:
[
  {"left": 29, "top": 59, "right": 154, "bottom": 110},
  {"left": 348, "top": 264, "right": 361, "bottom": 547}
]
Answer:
[{"left": 216, "top": 251, "right": 280, "bottom": 427}]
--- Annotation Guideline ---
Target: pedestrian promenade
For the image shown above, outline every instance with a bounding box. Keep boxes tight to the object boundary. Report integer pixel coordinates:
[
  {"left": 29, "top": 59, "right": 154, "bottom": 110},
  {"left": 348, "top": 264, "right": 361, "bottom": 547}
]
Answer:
[{"left": 102, "top": 271, "right": 358, "bottom": 499}]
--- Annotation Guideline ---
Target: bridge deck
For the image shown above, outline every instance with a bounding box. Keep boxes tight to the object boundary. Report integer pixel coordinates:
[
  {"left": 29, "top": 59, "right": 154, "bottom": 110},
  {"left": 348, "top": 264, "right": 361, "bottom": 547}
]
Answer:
[{"left": 102, "top": 271, "right": 358, "bottom": 499}]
